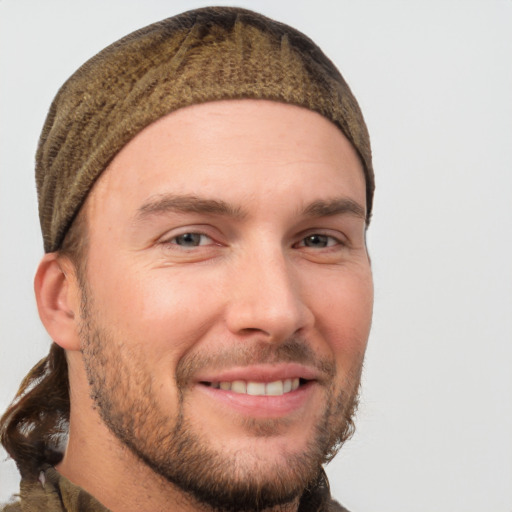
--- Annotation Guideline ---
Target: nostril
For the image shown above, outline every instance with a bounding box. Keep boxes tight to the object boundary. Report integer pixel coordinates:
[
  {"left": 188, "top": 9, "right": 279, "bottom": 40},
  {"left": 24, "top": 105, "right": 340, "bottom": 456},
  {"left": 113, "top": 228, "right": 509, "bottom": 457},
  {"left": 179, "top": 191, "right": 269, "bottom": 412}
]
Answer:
[
  {"left": 224, "top": 283, "right": 314, "bottom": 342},
  {"left": 240, "top": 327, "right": 266, "bottom": 334}
]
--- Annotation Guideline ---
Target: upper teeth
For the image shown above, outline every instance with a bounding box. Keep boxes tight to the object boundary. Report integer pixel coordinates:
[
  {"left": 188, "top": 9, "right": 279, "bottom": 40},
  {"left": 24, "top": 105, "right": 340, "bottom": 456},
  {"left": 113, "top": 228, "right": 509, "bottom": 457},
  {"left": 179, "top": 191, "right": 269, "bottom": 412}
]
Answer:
[{"left": 210, "top": 378, "right": 300, "bottom": 396}]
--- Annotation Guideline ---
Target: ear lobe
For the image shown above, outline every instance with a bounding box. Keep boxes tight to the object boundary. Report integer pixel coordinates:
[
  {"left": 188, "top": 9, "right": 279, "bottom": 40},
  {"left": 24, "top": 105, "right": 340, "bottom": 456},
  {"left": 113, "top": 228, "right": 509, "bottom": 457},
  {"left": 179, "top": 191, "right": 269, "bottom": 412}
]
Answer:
[{"left": 34, "top": 253, "right": 82, "bottom": 351}]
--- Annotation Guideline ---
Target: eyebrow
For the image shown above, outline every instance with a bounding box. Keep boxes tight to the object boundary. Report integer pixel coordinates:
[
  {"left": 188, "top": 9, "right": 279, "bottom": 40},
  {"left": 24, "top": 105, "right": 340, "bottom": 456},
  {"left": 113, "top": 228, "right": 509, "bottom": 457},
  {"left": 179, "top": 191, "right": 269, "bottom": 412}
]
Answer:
[
  {"left": 136, "top": 194, "right": 247, "bottom": 221},
  {"left": 302, "top": 198, "right": 366, "bottom": 221},
  {"left": 135, "top": 193, "right": 366, "bottom": 223}
]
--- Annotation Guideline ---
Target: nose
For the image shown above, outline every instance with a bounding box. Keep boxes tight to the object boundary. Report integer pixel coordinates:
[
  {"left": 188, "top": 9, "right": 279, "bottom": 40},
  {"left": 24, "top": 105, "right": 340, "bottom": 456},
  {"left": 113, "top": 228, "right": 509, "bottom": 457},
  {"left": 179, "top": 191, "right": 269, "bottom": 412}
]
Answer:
[{"left": 224, "top": 248, "right": 314, "bottom": 342}]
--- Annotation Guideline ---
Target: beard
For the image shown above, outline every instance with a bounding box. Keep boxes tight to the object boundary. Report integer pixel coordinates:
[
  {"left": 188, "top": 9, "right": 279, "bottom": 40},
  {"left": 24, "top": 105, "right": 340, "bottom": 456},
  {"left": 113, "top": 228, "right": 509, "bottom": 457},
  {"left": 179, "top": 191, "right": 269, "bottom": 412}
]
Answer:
[{"left": 78, "top": 288, "right": 362, "bottom": 512}]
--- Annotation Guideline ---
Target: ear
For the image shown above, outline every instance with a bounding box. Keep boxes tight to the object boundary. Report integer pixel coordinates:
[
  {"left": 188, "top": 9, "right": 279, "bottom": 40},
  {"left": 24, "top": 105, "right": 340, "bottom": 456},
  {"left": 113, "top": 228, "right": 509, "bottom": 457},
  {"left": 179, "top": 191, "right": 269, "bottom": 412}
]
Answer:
[{"left": 34, "top": 253, "right": 82, "bottom": 351}]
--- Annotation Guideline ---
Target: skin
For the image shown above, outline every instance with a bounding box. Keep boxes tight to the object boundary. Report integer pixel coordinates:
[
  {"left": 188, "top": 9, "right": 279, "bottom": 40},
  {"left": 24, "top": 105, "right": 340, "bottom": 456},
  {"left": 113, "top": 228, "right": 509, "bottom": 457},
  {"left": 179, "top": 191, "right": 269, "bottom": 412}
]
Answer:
[{"left": 36, "top": 99, "right": 373, "bottom": 512}]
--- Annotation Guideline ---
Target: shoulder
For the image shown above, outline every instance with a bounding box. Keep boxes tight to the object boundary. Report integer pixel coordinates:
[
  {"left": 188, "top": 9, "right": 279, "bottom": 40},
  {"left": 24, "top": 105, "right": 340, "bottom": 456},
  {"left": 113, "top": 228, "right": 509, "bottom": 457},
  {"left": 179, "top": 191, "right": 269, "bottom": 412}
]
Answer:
[
  {"left": 328, "top": 498, "right": 352, "bottom": 512},
  {"left": 0, "top": 501, "right": 21, "bottom": 512}
]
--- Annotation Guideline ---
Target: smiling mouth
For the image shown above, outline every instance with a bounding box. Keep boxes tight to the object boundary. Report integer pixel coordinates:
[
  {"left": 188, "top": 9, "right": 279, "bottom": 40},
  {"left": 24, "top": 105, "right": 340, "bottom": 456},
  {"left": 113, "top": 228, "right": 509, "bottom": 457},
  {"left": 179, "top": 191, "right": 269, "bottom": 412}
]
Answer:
[{"left": 201, "top": 378, "right": 309, "bottom": 396}]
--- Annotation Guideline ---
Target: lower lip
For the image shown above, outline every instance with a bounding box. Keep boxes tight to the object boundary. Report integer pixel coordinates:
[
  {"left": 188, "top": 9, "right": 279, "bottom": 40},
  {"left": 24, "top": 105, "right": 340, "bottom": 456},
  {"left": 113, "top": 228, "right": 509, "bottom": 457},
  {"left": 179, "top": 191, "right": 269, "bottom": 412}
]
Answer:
[{"left": 196, "top": 381, "right": 316, "bottom": 418}]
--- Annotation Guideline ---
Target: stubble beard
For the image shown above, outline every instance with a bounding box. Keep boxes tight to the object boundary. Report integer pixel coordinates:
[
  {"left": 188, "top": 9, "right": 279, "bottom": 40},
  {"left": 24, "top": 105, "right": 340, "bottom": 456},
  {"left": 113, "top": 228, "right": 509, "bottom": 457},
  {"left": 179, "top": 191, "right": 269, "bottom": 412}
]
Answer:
[{"left": 79, "top": 289, "right": 363, "bottom": 512}]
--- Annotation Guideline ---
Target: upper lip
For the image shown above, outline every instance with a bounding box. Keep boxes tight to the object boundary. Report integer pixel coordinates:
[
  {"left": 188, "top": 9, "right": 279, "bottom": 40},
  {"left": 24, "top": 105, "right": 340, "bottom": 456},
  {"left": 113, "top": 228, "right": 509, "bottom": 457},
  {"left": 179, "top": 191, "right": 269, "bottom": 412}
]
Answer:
[{"left": 195, "top": 363, "right": 320, "bottom": 384}]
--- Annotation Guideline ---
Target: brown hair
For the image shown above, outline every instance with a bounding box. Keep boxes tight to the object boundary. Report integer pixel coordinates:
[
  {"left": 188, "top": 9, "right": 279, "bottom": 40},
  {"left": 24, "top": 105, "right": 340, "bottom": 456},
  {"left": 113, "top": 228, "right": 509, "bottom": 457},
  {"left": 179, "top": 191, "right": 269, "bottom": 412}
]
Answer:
[
  {"left": 3, "top": 5, "right": 374, "bottom": 479},
  {"left": 0, "top": 211, "right": 87, "bottom": 478},
  {"left": 0, "top": 344, "right": 69, "bottom": 478}
]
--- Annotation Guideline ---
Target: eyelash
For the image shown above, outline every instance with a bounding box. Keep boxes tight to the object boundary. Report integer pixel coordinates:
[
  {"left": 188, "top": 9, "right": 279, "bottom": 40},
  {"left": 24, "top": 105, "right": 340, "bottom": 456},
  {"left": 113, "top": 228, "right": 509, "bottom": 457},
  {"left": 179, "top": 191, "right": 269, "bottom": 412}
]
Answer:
[
  {"left": 166, "top": 232, "right": 214, "bottom": 247},
  {"left": 294, "top": 233, "right": 343, "bottom": 249},
  {"left": 162, "top": 231, "right": 345, "bottom": 250}
]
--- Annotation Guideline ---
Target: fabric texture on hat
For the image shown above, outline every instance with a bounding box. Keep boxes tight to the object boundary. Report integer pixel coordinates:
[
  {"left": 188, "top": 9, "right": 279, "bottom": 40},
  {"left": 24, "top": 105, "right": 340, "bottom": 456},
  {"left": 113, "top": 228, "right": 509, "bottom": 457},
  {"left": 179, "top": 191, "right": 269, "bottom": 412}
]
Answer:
[{"left": 36, "top": 6, "right": 374, "bottom": 252}]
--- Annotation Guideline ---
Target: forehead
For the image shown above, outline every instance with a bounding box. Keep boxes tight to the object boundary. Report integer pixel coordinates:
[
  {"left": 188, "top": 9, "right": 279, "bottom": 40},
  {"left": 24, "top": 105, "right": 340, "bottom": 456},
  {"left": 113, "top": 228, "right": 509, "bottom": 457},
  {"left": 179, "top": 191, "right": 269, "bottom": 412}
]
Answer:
[{"left": 84, "top": 99, "right": 366, "bottom": 220}]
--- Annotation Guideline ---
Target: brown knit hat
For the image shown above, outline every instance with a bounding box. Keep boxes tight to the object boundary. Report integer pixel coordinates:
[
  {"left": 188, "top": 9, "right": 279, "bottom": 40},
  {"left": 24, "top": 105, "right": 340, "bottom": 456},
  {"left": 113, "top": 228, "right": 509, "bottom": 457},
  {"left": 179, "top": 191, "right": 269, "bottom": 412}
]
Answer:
[{"left": 36, "top": 6, "right": 374, "bottom": 253}]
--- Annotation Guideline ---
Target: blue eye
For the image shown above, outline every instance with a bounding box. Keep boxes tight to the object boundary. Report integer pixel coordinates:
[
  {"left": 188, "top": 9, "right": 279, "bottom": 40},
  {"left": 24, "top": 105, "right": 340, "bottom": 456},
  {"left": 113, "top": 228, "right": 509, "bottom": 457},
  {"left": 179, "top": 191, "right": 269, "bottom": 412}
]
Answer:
[
  {"left": 171, "top": 233, "right": 210, "bottom": 247},
  {"left": 301, "top": 234, "right": 337, "bottom": 248}
]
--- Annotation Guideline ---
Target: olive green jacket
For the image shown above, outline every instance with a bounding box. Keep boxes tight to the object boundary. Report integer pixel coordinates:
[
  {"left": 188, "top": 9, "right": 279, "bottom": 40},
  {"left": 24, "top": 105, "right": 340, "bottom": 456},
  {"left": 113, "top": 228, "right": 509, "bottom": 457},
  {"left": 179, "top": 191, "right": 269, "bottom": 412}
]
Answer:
[{"left": 2, "top": 466, "right": 348, "bottom": 511}]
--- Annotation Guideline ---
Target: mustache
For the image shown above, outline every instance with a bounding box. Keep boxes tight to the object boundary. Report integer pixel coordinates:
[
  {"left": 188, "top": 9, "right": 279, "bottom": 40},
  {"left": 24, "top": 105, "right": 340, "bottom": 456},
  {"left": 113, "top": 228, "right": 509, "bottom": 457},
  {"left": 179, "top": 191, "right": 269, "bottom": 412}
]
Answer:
[{"left": 175, "top": 337, "right": 336, "bottom": 387}]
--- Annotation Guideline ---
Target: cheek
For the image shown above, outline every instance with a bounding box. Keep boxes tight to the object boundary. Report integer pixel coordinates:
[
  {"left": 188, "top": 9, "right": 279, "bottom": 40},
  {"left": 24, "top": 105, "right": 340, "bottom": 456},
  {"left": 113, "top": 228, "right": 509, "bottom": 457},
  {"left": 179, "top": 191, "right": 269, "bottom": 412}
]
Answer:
[
  {"left": 86, "top": 258, "right": 224, "bottom": 360},
  {"left": 308, "top": 266, "right": 373, "bottom": 362}
]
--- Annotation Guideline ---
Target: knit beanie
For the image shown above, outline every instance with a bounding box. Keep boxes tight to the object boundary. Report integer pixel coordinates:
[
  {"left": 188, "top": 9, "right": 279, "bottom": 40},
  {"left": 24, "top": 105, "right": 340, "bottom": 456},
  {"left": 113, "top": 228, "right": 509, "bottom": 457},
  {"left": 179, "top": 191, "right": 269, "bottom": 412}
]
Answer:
[{"left": 36, "top": 6, "right": 374, "bottom": 253}]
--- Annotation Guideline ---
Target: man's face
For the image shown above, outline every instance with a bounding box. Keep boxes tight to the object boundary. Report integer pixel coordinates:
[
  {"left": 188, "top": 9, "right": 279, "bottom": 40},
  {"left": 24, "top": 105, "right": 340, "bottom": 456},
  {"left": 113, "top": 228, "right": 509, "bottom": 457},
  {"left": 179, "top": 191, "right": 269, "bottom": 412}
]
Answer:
[{"left": 77, "top": 100, "right": 373, "bottom": 510}]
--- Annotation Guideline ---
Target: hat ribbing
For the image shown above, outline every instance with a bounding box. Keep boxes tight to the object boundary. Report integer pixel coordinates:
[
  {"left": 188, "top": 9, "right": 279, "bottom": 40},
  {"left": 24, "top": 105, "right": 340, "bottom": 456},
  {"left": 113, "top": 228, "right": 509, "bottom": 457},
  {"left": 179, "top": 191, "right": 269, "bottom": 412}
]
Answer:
[{"left": 36, "top": 6, "right": 374, "bottom": 252}]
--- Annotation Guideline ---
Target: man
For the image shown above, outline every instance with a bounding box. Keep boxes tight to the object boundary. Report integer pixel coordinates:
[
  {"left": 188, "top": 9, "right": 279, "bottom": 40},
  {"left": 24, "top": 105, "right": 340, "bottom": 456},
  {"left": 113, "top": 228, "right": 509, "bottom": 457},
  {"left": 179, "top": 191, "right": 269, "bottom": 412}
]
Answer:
[{"left": 0, "top": 6, "right": 374, "bottom": 512}]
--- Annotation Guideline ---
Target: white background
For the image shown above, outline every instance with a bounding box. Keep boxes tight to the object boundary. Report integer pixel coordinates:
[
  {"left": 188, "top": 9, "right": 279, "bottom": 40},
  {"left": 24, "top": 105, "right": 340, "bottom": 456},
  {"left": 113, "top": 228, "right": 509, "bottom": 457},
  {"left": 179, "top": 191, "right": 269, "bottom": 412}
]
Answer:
[{"left": 1, "top": 1, "right": 511, "bottom": 511}]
